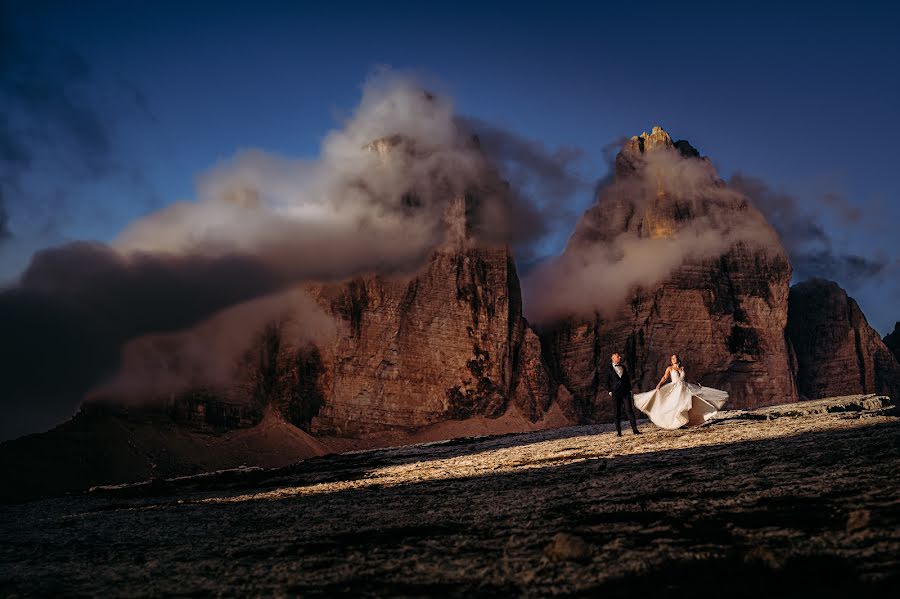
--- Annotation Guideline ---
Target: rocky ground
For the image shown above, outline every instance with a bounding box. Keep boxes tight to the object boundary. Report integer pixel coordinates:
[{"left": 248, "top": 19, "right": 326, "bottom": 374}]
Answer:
[{"left": 1, "top": 395, "right": 898, "bottom": 597}]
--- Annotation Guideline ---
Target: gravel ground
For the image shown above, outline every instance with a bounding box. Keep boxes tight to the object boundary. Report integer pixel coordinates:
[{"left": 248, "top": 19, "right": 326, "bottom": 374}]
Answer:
[{"left": 1, "top": 395, "right": 899, "bottom": 597}]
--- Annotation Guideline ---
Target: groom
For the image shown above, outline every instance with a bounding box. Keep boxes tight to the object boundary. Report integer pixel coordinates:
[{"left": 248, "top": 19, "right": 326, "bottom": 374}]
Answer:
[{"left": 606, "top": 352, "right": 641, "bottom": 437}]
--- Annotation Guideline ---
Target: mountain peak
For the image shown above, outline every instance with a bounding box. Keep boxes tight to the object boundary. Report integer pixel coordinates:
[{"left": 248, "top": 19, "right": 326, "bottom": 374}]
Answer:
[
  {"left": 616, "top": 125, "right": 702, "bottom": 178},
  {"left": 625, "top": 125, "right": 673, "bottom": 156}
]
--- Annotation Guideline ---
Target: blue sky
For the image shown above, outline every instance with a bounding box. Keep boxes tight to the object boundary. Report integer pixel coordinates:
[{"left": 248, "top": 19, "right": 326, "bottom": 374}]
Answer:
[{"left": 3, "top": 0, "right": 898, "bottom": 332}]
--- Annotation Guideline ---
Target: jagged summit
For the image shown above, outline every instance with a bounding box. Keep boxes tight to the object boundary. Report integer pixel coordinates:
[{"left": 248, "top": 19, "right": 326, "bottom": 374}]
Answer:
[
  {"left": 617, "top": 125, "right": 701, "bottom": 177},
  {"left": 543, "top": 124, "right": 798, "bottom": 417},
  {"left": 627, "top": 125, "right": 674, "bottom": 153},
  {"left": 363, "top": 133, "right": 409, "bottom": 156}
]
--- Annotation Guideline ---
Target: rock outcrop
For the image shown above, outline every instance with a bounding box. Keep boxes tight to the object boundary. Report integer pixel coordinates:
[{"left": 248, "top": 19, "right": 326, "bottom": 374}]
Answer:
[
  {"left": 246, "top": 247, "right": 558, "bottom": 438},
  {"left": 233, "top": 161, "right": 558, "bottom": 437},
  {"left": 303, "top": 238, "right": 537, "bottom": 436},
  {"left": 7, "top": 123, "right": 900, "bottom": 506},
  {"left": 884, "top": 322, "right": 900, "bottom": 364},
  {"left": 787, "top": 279, "right": 900, "bottom": 400},
  {"left": 539, "top": 126, "right": 798, "bottom": 420},
  {"left": 91, "top": 135, "right": 562, "bottom": 440},
  {"left": 40, "top": 127, "right": 893, "bottom": 456}
]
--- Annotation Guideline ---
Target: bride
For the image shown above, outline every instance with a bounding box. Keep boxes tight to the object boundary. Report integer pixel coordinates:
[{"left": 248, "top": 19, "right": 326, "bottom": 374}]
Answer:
[{"left": 633, "top": 354, "right": 728, "bottom": 430}]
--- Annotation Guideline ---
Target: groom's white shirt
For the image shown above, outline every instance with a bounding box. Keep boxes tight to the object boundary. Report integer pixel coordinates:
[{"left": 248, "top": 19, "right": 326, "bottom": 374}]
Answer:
[{"left": 613, "top": 362, "right": 623, "bottom": 378}]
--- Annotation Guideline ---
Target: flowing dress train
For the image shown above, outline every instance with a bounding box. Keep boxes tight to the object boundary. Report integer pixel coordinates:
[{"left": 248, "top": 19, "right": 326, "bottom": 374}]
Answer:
[{"left": 632, "top": 368, "right": 728, "bottom": 430}]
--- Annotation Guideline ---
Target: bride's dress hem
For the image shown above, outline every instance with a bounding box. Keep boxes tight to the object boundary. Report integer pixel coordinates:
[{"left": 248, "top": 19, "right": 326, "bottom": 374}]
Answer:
[{"left": 632, "top": 370, "right": 728, "bottom": 431}]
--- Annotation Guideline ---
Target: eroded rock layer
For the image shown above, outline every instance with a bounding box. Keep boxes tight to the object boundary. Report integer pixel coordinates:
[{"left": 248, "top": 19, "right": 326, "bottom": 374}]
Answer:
[
  {"left": 307, "top": 245, "right": 528, "bottom": 436},
  {"left": 787, "top": 279, "right": 900, "bottom": 400},
  {"left": 884, "top": 322, "right": 900, "bottom": 365},
  {"left": 540, "top": 127, "right": 798, "bottom": 420},
  {"left": 236, "top": 197, "right": 558, "bottom": 437}
]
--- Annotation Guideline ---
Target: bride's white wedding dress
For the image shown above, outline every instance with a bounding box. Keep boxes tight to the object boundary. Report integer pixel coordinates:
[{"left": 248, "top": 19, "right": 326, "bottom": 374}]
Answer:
[{"left": 633, "top": 368, "right": 728, "bottom": 430}]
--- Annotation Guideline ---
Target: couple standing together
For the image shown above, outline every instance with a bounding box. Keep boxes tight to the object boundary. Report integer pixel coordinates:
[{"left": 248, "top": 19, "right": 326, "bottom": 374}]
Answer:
[{"left": 605, "top": 352, "right": 728, "bottom": 435}]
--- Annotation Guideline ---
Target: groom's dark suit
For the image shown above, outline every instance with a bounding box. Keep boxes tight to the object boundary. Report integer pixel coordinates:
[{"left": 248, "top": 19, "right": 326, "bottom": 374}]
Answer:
[{"left": 605, "top": 362, "right": 640, "bottom": 435}]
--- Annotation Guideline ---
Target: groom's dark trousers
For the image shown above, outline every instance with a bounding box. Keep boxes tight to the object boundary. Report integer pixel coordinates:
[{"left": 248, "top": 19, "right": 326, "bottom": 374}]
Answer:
[{"left": 605, "top": 364, "right": 639, "bottom": 435}]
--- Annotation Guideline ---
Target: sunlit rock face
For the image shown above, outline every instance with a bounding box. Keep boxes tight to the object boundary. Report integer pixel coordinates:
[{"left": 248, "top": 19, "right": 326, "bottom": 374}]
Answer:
[
  {"left": 787, "top": 279, "right": 900, "bottom": 400},
  {"left": 94, "top": 133, "right": 561, "bottom": 439},
  {"left": 539, "top": 126, "right": 798, "bottom": 421},
  {"left": 238, "top": 138, "right": 558, "bottom": 437},
  {"left": 304, "top": 233, "right": 527, "bottom": 435}
]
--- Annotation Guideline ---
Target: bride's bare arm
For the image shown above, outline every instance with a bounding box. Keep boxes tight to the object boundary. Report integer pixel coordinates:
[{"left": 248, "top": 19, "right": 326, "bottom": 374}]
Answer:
[{"left": 656, "top": 367, "right": 671, "bottom": 390}]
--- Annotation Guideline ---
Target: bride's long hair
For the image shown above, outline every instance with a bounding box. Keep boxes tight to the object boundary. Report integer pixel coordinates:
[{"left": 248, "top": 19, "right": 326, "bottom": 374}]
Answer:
[{"left": 670, "top": 353, "right": 683, "bottom": 370}]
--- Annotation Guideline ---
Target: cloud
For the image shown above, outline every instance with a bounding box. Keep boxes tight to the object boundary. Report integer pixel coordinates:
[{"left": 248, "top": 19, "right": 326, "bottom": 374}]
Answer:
[
  {"left": 90, "top": 287, "right": 337, "bottom": 403},
  {"left": 524, "top": 134, "right": 782, "bottom": 324},
  {"left": 109, "top": 69, "right": 586, "bottom": 288},
  {"left": 0, "top": 17, "right": 104, "bottom": 229},
  {"left": 463, "top": 119, "right": 584, "bottom": 200},
  {"left": 458, "top": 117, "right": 589, "bottom": 258},
  {"left": 0, "top": 242, "right": 290, "bottom": 439},
  {"left": 0, "top": 7, "right": 150, "bottom": 258},
  {"left": 729, "top": 173, "right": 888, "bottom": 287},
  {"left": 0, "top": 69, "right": 557, "bottom": 440},
  {"left": 117, "top": 71, "right": 485, "bottom": 258}
]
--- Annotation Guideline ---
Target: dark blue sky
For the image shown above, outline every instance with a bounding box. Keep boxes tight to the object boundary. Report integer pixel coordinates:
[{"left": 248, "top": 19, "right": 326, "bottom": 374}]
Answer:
[{"left": 3, "top": 0, "right": 899, "bottom": 332}]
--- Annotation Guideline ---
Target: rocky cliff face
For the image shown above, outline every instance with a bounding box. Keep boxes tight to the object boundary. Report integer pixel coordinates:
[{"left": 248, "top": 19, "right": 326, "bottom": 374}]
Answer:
[
  {"left": 239, "top": 194, "right": 557, "bottom": 437},
  {"left": 305, "top": 240, "right": 533, "bottom": 436},
  {"left": 80, "top": 127, "right": 893, "bottom": 443},
  {"left": 539, "top": 127, "right": 798, "bottom": 420},
  {"left": 92, "top": 135, "right": 561, "bottom": 439},
  {"left": 884, "top": 322, "right": 900, "bottom": 365},
  {"left": 787, "top": 279, "right": 900, "bottom": 400}
]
